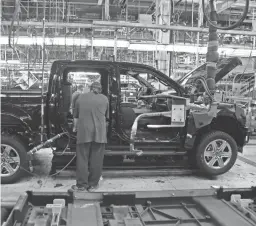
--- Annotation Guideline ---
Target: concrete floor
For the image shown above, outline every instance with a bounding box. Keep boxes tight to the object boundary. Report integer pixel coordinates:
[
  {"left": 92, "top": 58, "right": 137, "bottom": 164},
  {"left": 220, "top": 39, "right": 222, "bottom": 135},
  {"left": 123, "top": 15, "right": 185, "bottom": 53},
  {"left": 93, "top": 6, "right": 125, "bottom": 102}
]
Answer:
[{"left": 1, "top": 141, "right": 256, "bottom": 202}]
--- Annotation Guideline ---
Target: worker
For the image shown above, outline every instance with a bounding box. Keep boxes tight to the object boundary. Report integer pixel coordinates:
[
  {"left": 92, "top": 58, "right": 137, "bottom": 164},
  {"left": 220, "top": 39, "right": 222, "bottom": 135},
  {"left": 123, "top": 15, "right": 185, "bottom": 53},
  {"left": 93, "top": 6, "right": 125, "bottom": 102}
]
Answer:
[{"left": 70, "top": 81, "right": 109, "bottom": 192}]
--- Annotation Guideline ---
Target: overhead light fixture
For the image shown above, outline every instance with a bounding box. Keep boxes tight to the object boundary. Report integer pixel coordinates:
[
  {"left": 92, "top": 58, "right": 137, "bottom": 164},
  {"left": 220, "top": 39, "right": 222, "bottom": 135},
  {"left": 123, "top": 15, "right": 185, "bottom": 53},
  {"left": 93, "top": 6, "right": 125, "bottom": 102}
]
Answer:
[{"left": 1, "top": 36, "right": 255, "bottom": 57}]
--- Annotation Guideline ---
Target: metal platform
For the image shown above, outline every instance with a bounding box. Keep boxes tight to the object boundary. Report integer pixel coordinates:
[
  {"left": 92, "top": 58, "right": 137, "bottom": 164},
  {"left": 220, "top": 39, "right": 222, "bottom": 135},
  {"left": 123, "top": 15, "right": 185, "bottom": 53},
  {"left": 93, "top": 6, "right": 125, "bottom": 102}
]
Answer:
[
  {"left": 2, "top": 187, "right": 256, "bottom": 226},
  {"left": 50, "top": 153, "right": 192, "bottom": 177}
]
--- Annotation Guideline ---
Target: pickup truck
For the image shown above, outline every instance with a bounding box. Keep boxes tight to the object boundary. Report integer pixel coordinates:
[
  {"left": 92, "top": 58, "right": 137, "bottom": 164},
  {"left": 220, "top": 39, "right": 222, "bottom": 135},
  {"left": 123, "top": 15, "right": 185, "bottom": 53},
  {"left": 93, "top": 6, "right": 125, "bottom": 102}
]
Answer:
[{"left": 1, "top": 57, "right": 250, "bottom": 183}]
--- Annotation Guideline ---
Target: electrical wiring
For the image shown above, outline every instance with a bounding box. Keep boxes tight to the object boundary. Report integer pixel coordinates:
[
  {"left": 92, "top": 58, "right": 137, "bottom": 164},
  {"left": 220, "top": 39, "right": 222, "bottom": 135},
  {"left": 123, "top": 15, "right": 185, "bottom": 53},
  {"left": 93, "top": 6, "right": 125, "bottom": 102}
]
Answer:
[
  {"left": 202, "top": 0, "right": 250, "bottom": 30},
  {"left": 183, "top": 0, "right": 188, "bottom": 43},
  {"left": 31, "top": 29, "right": 39, "bottom": 66},
  {"left": 194, "top": 76, "right": 214, "bottom": 101},
  {"left": 198, "top": 0, "right": 250, "bottom": 102},
  {"left": 9, "top": 0, "right": 20, "bottom": 49}
]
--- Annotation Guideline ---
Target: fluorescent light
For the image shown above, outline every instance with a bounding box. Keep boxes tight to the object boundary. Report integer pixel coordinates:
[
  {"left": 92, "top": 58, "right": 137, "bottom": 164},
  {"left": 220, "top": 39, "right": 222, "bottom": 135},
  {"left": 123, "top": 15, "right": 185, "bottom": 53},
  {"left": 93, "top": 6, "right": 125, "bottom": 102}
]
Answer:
[
  {"left": 0, "top": 37, "right": 91, "bottom": 46},
  {"left": 0, "top": 60, "right": 21, "bottom": 64},
  {"left": 0, "top": 36, "right": 130, "bottom": 48},
  {"left": 93, "top": 39, "right": 129, "bottom": 48},
  {"left": 1, "top": 36, "right": 256, "bottom": 57}
]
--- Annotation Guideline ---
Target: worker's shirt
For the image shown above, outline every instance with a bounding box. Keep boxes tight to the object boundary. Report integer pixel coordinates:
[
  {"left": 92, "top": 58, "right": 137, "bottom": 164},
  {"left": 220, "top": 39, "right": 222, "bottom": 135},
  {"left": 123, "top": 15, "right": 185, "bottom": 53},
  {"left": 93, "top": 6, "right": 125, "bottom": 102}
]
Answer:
[{"left": 74, "top": 92, "right": 109, "bottom": 144}]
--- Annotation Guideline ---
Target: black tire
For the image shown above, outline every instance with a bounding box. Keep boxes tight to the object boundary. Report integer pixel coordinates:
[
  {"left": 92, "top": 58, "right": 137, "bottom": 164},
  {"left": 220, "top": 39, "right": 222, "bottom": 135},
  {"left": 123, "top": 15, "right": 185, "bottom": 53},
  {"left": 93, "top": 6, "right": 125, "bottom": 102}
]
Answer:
[
  {"left": 1, "top": 135, "right": 28, "bottom": 184},
  {"left": 195, "top": 131, "right": 238, "bottom": 176}
]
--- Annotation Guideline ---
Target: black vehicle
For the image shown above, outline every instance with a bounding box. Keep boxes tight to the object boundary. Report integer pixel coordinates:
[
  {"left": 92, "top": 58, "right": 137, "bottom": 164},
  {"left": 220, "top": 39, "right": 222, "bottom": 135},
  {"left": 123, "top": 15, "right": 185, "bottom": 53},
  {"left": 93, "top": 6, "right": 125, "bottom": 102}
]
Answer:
[{"left": 1, "top": 57, "right": 250, "bottom": 183}]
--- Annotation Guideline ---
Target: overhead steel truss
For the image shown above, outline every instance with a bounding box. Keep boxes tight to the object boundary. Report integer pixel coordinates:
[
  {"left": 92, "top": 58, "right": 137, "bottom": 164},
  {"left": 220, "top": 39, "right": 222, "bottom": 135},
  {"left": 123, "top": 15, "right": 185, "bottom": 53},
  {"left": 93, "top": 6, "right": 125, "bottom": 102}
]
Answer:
[{"left": 2, "top": 20, "right": 256, "bottom": 36}]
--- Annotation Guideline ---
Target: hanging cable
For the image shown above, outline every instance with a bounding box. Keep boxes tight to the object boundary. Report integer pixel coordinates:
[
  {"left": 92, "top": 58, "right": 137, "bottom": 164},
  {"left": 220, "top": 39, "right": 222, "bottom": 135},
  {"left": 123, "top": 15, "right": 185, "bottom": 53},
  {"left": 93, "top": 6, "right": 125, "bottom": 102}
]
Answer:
[
  {"left": 9, "top": 0, "right": 20, "bottom": 48},
  {"left": 40, "top": 0, "right": 46, "bottom": 143},
  {"left": 202, "top": 0, "right": 250, "bottom": 30},
  {"left": 183, "top": 0, "right": 187, "bottom": 44}
]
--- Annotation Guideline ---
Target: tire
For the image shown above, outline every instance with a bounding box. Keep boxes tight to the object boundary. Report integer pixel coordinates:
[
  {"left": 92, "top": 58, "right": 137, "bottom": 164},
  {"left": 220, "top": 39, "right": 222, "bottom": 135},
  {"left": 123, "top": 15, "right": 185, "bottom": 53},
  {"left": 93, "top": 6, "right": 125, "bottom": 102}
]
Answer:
[
  {"left": 195, "top": 131, "right": 238, "bottom": 176},
  {"left": 1, "top": 135, "right": 28, "bottom": 184}
]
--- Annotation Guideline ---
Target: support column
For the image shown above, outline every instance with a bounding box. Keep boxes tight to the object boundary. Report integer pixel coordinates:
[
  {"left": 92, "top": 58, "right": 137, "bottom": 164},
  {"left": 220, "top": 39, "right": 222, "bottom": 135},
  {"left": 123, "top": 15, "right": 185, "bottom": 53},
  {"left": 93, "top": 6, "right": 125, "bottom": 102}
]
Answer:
[
  {"left": 156, "top": 0, "right": 171, "bottom": 77},
  {"left": 196, "top": 0, "right": 203, "bottom": 66},
  {"left": 105, "top": 0, "right": 109, "bottom": 20},
  {"left": 91, "top": 29, "right": 94, "bottom": 60},
  {"left": 114, "top": 29, "right": 117, "bottom": 61},
  {"left": 206, "top": 0, "right": 219, "bottom": 94},
  {"left": 253, "top": 9, "right": 256, "bottom": 48}
]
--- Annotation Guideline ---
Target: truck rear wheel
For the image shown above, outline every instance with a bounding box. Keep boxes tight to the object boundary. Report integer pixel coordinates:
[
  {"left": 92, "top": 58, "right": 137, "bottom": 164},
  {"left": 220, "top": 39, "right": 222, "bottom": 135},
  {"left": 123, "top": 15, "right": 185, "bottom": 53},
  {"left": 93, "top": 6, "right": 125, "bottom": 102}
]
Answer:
[
  {"left": 1, "top": 135, "right": 28, "bottom": 184},
  {"left": 196, "top": 131, "right": 237, "bottom": 176}
]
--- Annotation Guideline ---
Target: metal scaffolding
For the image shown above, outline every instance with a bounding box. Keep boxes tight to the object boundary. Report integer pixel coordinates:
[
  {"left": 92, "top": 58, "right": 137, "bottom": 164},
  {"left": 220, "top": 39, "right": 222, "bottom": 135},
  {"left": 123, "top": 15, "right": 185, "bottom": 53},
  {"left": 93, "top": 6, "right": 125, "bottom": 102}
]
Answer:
[{"left": 1, "top": 0, "right": 256, "bottom": 81}]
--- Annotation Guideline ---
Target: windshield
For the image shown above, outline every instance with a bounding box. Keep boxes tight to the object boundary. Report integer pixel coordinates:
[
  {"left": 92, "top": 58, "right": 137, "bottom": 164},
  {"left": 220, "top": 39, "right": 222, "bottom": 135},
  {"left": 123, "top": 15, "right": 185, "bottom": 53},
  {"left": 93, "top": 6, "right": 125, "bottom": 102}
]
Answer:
[
  {"left": 123, "top": 70, "right": 169, "bottom": 91},
  {"left": 136, "top": 73, "right": 169, "bottom": 90}
]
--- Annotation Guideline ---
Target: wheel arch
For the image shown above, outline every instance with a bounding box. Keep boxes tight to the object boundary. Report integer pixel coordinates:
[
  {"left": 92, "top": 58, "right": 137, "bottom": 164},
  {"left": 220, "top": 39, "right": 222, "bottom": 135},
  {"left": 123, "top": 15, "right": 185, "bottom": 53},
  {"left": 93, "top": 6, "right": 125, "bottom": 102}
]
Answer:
[
  {"left": 210, "top": 115, "right": 245, "bottom": 148},
  {"left": 1, "top": 113, "right": 32, "bottom": 131},
  {"left": 1, "top": 113, "right": 34, "bottom": 149},
  {"left": 191, "top": 115, "right": 244, "bottom": 149}
]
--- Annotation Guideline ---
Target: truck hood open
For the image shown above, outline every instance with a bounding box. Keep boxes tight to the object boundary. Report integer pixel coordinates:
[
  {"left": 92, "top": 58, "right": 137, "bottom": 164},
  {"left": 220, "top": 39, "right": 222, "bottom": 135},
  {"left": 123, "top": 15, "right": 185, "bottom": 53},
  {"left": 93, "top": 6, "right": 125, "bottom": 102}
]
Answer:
[{"left": 177, "top": 57, "right": 242, "bottom": 86}]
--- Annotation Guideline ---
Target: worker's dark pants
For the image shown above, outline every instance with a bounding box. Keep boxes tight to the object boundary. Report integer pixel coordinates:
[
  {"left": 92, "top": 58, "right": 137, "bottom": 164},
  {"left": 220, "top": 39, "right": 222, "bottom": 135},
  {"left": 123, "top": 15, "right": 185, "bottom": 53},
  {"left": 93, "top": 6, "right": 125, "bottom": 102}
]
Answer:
[{"left": 76, "top": 142, "right": 105, "bottom": 187}]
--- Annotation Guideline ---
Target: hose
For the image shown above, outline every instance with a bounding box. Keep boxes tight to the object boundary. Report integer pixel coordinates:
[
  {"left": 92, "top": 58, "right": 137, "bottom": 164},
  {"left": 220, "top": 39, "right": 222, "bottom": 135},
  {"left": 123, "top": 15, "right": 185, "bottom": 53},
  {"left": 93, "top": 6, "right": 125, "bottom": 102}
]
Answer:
[
  {"left": 202, "top": 0, "right": 250, "bottom": 30},
  {"left": 28, "top": 132, "right": 68, "bottom": 155},
  {"left": 10, "top": 130, "right": 75, "bottom": 178},
  {"left": 195, "top": 76, "right": 214, "bottom": 102}
]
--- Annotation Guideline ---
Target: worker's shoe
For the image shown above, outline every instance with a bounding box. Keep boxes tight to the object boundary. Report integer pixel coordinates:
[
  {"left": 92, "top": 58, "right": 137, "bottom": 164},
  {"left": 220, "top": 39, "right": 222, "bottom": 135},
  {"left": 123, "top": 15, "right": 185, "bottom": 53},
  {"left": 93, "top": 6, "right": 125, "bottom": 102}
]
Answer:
[
  {"left": 87, "top": 184, "right": 99, "bottom": 192},
  {"left": 69, "top": 185, "right": 87, "bottom": 192}
]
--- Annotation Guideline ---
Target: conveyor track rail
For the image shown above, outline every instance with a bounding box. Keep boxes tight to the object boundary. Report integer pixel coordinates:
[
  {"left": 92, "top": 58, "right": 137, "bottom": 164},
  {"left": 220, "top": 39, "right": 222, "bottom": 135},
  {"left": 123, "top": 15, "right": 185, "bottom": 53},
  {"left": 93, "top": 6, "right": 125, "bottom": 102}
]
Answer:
[{"left": 1, "top": 188, "right": 256, "bottom": 226}]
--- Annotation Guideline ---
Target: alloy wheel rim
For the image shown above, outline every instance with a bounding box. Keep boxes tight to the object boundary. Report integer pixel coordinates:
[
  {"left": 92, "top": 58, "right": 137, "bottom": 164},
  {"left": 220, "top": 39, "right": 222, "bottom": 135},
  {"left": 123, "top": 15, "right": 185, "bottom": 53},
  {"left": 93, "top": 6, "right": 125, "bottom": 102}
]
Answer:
[
  {"left": 203, "top": 139, "right": 232, "bottom": 169},
  {"left": 1, "top": 144, "right": 21, "bottom": 177}
]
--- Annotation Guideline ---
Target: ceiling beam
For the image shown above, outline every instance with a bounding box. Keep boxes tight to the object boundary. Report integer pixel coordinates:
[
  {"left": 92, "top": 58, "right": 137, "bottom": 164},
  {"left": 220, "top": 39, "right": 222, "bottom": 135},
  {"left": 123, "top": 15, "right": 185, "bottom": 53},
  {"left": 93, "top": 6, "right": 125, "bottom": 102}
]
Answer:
[
  {"left": 105, "top": 0, "right": 109, "bottom": 20},
  {"left": 1, "top": 21, "right": 93, "bottom": 28},
  {"left": 234, "top": 1, "right": 256, "bottom": 8},
  {"left": 216, "top": 0, "right": 238, "bottom": 13},
  {"left": 216, "top": 0, "right": 256, "bottom": 13},
  {"left": 93, "top": 21, "right": 256, "bottom": 36},
  {"left": 2, "top": 20, "right": 256, "bottom": 36}
]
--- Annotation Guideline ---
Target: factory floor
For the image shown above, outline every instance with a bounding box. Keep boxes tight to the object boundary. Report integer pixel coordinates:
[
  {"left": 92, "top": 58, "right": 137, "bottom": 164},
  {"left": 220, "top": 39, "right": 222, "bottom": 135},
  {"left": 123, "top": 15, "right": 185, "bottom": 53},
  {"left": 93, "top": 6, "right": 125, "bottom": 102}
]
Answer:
[{"left": 1, "top": 141, "right": 256, "bottom": 202}]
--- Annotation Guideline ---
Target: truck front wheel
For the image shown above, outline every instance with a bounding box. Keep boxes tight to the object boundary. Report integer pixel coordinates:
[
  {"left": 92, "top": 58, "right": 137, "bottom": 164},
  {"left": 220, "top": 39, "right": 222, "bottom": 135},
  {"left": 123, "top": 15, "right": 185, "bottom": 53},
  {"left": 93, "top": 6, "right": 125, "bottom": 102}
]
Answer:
[
  {"left": 1, "top": 135, "right": 28, "bottom": 184},
  {"left": 196, "top": 131, "right": 238, "bottom": 176}
]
